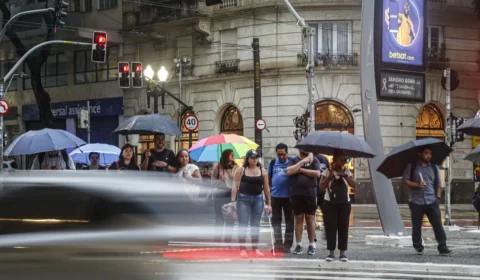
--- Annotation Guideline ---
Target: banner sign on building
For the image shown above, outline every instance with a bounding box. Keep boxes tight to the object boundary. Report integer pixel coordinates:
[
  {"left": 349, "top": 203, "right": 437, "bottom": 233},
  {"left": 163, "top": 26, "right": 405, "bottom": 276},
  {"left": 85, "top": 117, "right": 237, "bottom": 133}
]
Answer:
[
  {"left": 378, "top": 70, "right": 425, "bottom": 102},
  {"left": 381, "top": 0, "right": 425, "bottom": 68},
  {"left": 22, "top": 97, "right": 124, "bottom": 122}
]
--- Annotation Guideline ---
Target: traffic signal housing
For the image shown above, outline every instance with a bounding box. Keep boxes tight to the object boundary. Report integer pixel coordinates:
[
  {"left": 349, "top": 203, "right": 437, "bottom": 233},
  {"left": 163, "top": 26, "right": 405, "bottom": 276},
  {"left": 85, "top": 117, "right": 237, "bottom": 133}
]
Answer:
[
  {"left": 91, "top": 31, "right": 107, "bottom": 63},
  {"left": 131, "top": 62, "right": 143, "bottom": 88},
  {"left": 118, "top": 62, "right": 130, "bottom": 88},
  {"left": 54, "top": 0, "right": 68, "bottom": 27}
]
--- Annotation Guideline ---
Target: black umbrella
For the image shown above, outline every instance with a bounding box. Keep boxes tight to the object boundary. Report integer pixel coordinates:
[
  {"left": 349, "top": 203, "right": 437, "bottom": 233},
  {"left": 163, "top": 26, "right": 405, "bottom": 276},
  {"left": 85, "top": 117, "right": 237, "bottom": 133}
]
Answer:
[
  {"left": 376, "top": 138, "right": 453, "bottom": 179},
  {"left": 294, "top": 131, "right": 375, "bottom": 158},
  {"left": 113, "top": 114, "right": 182, "bottom": 136},
  {"left": 457, "top": 117, "right": 480, "bottom": 136},
  {"left": 463, "top": 144, "right": 480, "bottom": 163}
]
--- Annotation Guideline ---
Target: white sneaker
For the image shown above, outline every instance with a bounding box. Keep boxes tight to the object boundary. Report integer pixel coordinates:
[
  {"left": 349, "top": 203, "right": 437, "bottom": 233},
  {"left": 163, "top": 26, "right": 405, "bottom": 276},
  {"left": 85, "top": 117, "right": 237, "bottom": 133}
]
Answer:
[
  {"left": 240, "top": 250, "right": 248, "bottom": 258},
  {"left": 255, "top": 249, "right": 264, "bottom": 257}
]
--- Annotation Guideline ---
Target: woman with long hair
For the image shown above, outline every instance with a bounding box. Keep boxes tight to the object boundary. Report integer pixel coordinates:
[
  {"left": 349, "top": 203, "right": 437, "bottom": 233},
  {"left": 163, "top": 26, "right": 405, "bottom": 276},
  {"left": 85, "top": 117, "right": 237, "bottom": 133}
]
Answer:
[
  {"left": 176, "top": 149, "right": 202, "bottom": 182},
  {"left": 108, "top": 144, "right": 141, "bottom": 171},
  {"left": 211, "top": 149, "right": 238, "bottom": 243},
  {"left": 232, "top": 149, "right": 271, "bottom": 258}
]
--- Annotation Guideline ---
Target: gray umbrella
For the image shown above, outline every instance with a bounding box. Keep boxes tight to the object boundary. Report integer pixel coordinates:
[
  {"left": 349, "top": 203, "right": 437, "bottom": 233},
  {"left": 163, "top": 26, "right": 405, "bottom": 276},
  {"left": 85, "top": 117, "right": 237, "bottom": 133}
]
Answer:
[
  {"left": 464, "top": 145, "right": 480, "bottom": 163},
  {"left": 294, "top": 131, "right": 375, "bottom": 158},
  {"left": 457, "top": 117, "right": 480, "bottom": 136},
  {"left": 113, "top": 114, "right": 182, "bottom": 136}
]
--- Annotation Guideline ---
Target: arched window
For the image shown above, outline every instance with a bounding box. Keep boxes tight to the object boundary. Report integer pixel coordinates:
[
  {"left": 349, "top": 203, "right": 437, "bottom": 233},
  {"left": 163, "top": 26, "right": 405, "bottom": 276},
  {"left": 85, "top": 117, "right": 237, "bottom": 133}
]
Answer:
[
  {"left": 416, "top": 103, "right": 445, "bottom": 139},
  {"left": 221, "top": 105, "right": 243, "bottom": 135},
  {"left": 315, "top": 100, "right": 354, "bottom": 134},
  {"left": 178, "top": 110, "right": 199, "bottom": 150}
]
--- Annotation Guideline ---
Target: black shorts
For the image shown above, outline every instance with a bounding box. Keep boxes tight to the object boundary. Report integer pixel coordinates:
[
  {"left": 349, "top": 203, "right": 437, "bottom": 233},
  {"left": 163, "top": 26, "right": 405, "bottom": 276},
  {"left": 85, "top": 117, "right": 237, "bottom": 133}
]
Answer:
[{"left": 291, "top": 196, "right": 317, "bottom": 216}]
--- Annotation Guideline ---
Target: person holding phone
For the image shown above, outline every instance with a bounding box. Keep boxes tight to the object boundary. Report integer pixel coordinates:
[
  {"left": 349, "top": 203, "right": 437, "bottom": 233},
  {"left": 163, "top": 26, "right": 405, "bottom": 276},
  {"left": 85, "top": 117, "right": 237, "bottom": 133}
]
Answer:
[
  {"left": 402, "top": 146, "right": 451, "bottom": 256},
  {"left": 320, "top": 150, "right": 355, "bottom": 262}
]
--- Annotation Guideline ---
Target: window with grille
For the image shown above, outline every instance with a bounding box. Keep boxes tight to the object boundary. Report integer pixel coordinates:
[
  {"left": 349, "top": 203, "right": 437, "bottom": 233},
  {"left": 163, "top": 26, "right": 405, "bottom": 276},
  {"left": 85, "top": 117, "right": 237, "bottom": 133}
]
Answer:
[
  {"left": 74, "top": 46, "right": 118, "bottom": 84},
  {"left": 23, "top": 53, "right": 68, "bottom": 89}
]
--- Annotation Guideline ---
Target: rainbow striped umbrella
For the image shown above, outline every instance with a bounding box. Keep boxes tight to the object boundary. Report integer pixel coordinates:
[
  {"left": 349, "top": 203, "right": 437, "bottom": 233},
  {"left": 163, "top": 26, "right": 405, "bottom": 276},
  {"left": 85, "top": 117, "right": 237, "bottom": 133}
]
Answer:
[{"left": 189, "top": 134, "right": 259, "bottom": 162}]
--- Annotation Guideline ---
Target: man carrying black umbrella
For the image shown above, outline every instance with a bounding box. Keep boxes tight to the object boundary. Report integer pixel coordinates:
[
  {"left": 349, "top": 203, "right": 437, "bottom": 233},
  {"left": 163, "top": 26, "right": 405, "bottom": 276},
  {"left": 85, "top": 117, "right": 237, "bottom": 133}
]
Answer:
[
  {"left": 141, "top": 133, "right": 177, "bottom": 173},
  {"left": 402, "top": 146, "right": 452, "bottom": 256}
]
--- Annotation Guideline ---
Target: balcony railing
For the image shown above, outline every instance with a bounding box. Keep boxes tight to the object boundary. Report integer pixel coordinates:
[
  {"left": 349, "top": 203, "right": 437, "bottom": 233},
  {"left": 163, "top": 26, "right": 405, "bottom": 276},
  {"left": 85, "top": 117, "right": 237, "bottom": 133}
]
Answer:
[
  {"left": 297, "top": 53, "right": 359, "bottom": 67},
  {"left": 215, "top": 59, "right": 240, "bottom": 74},
  {"left": 137, "top": 0, "right": 199, "bottom": 25},
  {"left": 220, "top": 0, "right": 237, "bottom": 8},
  {"left": 426, "top": 44, "right": 447, "bottom": 70}
]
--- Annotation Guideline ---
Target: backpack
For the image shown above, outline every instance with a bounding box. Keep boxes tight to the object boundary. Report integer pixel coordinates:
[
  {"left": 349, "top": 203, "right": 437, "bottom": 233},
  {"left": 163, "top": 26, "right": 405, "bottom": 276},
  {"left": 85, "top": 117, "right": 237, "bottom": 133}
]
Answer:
[
  {"left": 328, "top": 176, "right": 349, "bottom": 204},
  {"left": 473, "top": 185, "right": 480, "bottom": 213},
  {"left": 38, "top": 150, "right": 71, "bottom": 170},
  {"left": 409, "top": 162, "right": 438, "bottom": 184}
]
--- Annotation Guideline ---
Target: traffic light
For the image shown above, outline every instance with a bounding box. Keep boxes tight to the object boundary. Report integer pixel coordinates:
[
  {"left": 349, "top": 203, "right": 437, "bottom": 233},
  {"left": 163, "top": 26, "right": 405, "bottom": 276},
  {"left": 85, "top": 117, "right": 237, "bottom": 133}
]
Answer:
[
  {"left": 118, "top": 62, "right": 130, "bottom": 88},
  {"left": 91, "top": 31, "right": 107, "bottom": 63},
  {"left": 54, "top": 0, "right": 68, "bottom": 27},
  {"left": 206, "top": 0, "right": 222, "bottom": 6},
  {"left": 131, "top": 62, "right": 143, "bottom": 88}
]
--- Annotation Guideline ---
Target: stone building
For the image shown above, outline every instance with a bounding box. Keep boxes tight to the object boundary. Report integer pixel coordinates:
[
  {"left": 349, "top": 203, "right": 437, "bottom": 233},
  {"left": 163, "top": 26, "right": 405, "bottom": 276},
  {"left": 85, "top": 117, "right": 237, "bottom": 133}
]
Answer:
[{"left": 2, "top": 0, "right": 479, "bottom": 203}]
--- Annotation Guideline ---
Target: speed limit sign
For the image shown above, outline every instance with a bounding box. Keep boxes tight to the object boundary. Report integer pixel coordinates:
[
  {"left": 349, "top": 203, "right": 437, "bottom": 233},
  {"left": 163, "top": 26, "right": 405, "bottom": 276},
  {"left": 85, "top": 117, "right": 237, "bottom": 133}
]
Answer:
[{"left": 184, "top": 114, "right": 199, "bottom": 131}]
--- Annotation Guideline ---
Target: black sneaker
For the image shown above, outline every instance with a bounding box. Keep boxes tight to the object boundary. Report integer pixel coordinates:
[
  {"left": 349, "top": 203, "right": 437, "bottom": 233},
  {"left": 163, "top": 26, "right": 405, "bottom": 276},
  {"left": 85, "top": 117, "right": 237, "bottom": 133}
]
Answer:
[
  {"left": 325, "top": 254, "right": 335, "bottom": 262},
  {"left": 416, "top": 248, "right": 424, "bottom": 255},
  {"left": 293, "top": 245, "right": 303, "bottom": 255},
  {"left": 307, "top": 245, "right": 315, "bottom": 255},
  {"left": 439, "top": 246, "right": 452, "bottom": 256},
  {"left": 339, "top": 254, "right": 348, "bottom": 262}
]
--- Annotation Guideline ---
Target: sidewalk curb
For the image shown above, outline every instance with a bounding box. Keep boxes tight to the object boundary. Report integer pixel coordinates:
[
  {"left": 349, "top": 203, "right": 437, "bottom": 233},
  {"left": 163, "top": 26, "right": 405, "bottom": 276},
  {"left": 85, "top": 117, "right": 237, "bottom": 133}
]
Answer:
[{"left": 252, "top": 258, "right": 480, "bottom": 276}]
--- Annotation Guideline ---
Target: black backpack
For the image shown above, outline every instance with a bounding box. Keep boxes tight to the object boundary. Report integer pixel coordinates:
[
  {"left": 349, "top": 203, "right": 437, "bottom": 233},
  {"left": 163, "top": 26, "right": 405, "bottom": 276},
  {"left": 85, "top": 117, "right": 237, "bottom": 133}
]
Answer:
[
  {"left": 409, "top": 162, "right": 438, "bottom": 184},
  {"left": 37, "top": 150, "right": 71, "bottom": 170}
]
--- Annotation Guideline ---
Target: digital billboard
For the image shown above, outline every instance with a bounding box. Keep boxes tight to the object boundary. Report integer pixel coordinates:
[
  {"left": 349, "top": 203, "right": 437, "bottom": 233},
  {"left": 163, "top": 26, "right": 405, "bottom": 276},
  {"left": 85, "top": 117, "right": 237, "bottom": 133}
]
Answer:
[{"left": 381, "top": 0, "right": 425, "bottom": 67}]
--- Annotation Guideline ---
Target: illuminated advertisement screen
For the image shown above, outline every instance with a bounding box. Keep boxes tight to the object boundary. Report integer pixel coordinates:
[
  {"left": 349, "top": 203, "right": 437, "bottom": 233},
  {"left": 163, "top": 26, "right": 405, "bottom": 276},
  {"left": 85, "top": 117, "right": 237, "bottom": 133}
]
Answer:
[{"left": 381, "top": 0, "right": 425, "bottom": 66}]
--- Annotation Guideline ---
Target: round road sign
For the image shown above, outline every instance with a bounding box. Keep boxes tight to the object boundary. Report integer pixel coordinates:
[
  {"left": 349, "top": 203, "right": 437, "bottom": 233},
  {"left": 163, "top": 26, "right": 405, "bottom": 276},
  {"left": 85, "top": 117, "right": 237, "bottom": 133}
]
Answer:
[
  {"left": 255, "top": 119, "right": 266, "bottom": 131},
  {"left": 184, "top": 114, "right": 199, "bottom": 131},
  {"left": 0, "top": 100, "right": 9, "bottom": 115}
]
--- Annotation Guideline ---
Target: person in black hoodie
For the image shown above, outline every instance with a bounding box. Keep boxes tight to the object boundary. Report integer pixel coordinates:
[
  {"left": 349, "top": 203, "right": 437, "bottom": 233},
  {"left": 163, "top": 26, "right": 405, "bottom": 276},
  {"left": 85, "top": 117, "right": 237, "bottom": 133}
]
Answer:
[{"left": 109, "top": 144, "right": 141, "bottom": 171}]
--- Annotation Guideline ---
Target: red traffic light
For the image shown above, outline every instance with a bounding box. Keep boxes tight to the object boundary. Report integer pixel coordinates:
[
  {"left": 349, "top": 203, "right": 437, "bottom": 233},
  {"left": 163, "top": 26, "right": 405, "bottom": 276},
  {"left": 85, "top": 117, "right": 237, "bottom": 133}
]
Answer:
[
  {"left": 94, "top": 33, "right": 106, "bottom": 45},
  {"left": 122, "top": 64, "right": 129, "bottom": 73},
  {"left": 135, "top": 65, "right": 142, "bottom": 72}
]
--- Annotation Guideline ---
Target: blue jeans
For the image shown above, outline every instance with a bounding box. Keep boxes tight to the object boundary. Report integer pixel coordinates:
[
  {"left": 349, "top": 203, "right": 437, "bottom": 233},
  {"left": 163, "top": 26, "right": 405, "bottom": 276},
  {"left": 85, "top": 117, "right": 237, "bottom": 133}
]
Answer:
[{"left": 236, "top": 193, "right": 264, "bottom": 250}]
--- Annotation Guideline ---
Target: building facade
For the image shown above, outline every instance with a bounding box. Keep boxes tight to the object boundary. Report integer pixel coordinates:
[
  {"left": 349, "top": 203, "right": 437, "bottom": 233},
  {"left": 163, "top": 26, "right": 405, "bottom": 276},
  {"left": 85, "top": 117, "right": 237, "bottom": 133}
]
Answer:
[{"left": 2, "top": 0, "right": 479, "bottom": 203}]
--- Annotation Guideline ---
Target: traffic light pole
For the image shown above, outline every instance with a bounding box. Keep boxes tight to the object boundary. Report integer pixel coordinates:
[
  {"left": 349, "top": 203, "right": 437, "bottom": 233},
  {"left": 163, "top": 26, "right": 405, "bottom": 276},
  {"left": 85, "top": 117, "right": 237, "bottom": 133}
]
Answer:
[
  {"left": 0, "top": 8, "right": 55, "bottom": 43},
  {"left": 281, "top": 0, "right": 315, "bottom": 134},
  {"left": 0, "top": 40, "right": 92, "bottom": 172},
  {"left": 445, "top": 65, "right": 452, "bottom": 226}
]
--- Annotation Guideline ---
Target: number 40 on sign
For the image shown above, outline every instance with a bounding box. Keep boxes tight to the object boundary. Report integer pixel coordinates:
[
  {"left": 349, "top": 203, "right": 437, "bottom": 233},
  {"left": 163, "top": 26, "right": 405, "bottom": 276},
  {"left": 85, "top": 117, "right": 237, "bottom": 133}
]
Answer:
[{"left": 184, "top": 114, "right": 199, "bottom": 132}]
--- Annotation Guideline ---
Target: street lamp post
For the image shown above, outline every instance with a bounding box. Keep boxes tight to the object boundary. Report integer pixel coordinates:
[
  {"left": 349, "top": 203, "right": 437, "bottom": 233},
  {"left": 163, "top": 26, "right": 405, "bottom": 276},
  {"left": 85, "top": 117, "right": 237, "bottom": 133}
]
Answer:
[{"left": 144, "top": 65, "right": 168, "bottom": 114}]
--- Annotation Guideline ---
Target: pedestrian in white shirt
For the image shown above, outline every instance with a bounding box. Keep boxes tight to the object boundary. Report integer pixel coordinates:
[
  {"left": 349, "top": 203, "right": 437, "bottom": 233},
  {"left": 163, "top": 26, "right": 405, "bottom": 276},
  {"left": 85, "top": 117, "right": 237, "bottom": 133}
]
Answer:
[{"left": 31, "top": 150, "right": 76, "bottom": 170}]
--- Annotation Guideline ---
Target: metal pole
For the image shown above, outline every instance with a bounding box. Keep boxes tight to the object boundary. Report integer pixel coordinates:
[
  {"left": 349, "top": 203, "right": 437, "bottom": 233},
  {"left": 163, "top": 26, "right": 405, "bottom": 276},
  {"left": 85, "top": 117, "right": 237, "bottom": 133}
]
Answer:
[
  {"left": 306, "top": 27, "right": 315, "bottom": 134},
  {"left": 2, "top": 40, "right": 92, "bottom": 83},
  {"left": 252, "top": 38, "right": 263, "bottom": 154},
  {"left": 87, "top": 100, "right": 91, "bottom": 144},
  {"left": 189, "top": 131, "right": 192, "bottom": 148},
  {"left": 0, "top": 83, "right": 3, "bottom": 172},
  {"left": 0, "top": 8, "right": 55, "bottom": 43},
  {"left": 177, "top": 61, "right": 183, "bottom": 152},
  {"left": 360, "top": 0, "right": 406, "bottom": 236},
  {"left": 280, "top": 0, "right": 314, "bottom": 134},
  {"left": 445, "top": 65, "right": 452, "bottom": 226}
]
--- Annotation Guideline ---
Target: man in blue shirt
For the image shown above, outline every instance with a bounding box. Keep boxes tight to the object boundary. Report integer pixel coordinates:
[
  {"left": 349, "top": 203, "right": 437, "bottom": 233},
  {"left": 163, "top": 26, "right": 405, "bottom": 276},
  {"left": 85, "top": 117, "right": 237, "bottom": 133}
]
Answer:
[
  {"left": 402, "top": 146, "right": 451, "bottom": 256},
  {"left": 268, "top": 143, "right": 293, "bottom": 253}
]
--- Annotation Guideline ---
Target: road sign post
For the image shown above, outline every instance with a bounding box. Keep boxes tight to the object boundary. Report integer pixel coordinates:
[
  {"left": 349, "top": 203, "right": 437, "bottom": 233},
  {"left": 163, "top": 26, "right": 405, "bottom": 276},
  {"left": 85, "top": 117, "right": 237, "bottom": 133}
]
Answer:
[
  {"left": 184, "top": 114, "right": 198, "bottom": 148},
  {"left": 255, "top": 119, "right": 266, "bottom": 131}
]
